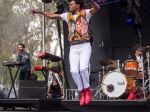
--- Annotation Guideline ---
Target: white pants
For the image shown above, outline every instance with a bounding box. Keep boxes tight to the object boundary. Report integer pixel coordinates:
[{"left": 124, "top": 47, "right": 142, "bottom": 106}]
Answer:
[{"left": 69, "top": 43, "right": 92, "bottom": 91}]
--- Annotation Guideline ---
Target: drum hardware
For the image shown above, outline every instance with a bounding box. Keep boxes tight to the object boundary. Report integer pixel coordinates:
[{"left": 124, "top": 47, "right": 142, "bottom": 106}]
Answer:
[
  {"left": 134, "top": 29, "right": 146, "bottom": 98},
  {"left": 101, "top": 82, "right": 110, "bottom": 99},
  {"left": 93, "top": 66, "right": 106, "bottom": 99},
  {"left": 100, "top": 59, "right": 118, "bottom": 69},
  {"left": 144, "top": 79, "right": 150, "bottom": 94},
  {"left": 90, "top": 66, "right": 109, "bottom": 74},
  {"left": 145, "top": 46, "right": 150, "bottom": 94},
  {"left": 116, "top": 60, "right": 121, "bottom": 71}
]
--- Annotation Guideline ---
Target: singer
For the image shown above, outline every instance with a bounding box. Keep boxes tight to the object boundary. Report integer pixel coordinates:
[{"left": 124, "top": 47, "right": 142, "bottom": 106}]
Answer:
[
  {"left": 17, "top": 44, "right": 31, "bottom": 80},
  {"left": 31, "top": 0, "right": 100, "bottom": 106}
]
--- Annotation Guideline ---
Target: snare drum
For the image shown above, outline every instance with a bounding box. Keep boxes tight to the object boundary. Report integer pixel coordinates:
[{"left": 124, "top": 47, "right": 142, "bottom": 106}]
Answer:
[
  {"left": 101, "top": 71, "right": 136, "bottom": 98},
  {"left": 124, "top": 60, "right": 139, "bottom": 77}
]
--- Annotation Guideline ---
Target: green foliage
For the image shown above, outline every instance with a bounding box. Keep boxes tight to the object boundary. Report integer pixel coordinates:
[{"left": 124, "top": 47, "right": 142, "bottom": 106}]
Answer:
[
  {"left": 33, "top": 59, "right": 44, "bottom": 81},
  {"left": 0, "top": 0, "right": 64, "bottom": 89}
]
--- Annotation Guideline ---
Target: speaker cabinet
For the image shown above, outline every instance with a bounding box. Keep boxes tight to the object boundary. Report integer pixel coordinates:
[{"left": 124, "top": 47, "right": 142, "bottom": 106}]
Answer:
[{"left": 18, "top": 81, "right": 46, "bottom": 99}]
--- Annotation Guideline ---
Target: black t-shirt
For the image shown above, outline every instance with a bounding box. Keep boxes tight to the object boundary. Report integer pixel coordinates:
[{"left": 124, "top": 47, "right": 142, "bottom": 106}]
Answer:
[
  {"left": 50, "top": 80, "right": 61, "bottom": 94},
  {"left": 29, "top": 73, "right": 37, "bottom": 81}
]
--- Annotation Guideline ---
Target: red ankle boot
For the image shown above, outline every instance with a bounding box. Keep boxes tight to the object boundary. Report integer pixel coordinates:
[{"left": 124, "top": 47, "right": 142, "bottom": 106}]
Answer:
[
  {"left": 85, "top": 87, "right": 91, "bottom": 104},
  {"left": 80, "top": 89, "right": 85, "bottom": 106}
]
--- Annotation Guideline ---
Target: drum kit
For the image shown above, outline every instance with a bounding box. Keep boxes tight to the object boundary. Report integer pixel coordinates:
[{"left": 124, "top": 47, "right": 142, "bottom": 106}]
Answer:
[{"left": 91, "top": 46, "right": 150, "bottom": 99}]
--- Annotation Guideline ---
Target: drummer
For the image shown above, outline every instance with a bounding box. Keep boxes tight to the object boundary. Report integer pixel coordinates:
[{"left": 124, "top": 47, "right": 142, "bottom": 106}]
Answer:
[
  {"left": 132, "top": 45, "right": 147, "bottom": 79},
  {"left": 133, "top": 48, "right": 143, "bottom": 71}
]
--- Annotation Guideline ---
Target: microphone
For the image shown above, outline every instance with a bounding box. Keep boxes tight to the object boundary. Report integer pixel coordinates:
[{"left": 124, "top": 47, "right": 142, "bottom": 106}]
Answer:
[
  {"left": 128, "top": 53, "right": 131, "bottom": 59},
  {"left": 126, "top": 52, "right": 131, "bottom": 60}
]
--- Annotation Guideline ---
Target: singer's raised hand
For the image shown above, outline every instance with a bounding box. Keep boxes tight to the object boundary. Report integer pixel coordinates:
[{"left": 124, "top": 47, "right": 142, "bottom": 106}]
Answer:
[{"left": 86, "top": 0, "right": 100, "bottom": 15}]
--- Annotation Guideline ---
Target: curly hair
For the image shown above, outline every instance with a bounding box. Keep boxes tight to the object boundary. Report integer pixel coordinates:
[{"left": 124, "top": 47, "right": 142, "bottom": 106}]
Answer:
[{"left": 71, "top": 0, "right": 85, "bottom": 9}]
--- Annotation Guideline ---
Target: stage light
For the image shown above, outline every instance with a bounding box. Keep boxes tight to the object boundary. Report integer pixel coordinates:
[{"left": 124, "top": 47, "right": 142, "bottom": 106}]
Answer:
[
  {"left": 126, "top": 18, "right": 134, "bottom": 26},
  {"left": 120, "top": 0, "right": 142, "bottom": 34}
]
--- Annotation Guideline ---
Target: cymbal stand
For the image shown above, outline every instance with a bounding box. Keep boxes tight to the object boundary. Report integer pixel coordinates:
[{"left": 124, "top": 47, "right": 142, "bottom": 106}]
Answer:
[
  {"left": 147, "top": 48, "right": 150, "bottom": 74},
  {"left": 94, "top": 66, "right": 105, "bottom": 99},
  {"left": 116, "top": 60, "right": 120, "bottom": 71},
  {"left": 146, "top": 49, "right": 150, "bottom": 93},
  {"left": 138, "top": 29, "right": 146, "bottom": 99}
]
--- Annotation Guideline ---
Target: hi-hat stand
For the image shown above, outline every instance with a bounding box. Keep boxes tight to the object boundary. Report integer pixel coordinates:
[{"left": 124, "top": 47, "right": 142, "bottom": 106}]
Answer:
[{"left": 94, "top": 66, "right": 106, "bottom": 99}]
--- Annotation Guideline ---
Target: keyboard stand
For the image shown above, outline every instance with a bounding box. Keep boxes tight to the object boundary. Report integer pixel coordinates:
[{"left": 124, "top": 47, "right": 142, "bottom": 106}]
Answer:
[
  {"left": 7, "top": 65, "right": 21, "bottom": 98},
  {"left": 3, "top": 62, "right": 25, "bottom": 99}
]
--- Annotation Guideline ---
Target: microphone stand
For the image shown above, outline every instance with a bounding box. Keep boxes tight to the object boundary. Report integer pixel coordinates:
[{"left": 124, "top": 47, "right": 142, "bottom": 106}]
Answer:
[{"left": 138, "top": 29, "right": 146, "bottom": 99}]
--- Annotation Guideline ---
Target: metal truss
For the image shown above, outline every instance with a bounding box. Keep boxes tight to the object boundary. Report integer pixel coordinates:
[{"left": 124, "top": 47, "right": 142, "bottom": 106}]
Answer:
[{"left": 53, "top": 0, "right": 120, "bottom": 12}]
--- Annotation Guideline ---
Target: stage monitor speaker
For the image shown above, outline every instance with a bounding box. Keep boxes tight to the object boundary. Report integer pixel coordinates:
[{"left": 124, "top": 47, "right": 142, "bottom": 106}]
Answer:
[
  {"left": 18, "top": 81, "right": 46, "bottom": 99},
  {"left": 147, "top": 99, "right": 150, "bottom": 112}
]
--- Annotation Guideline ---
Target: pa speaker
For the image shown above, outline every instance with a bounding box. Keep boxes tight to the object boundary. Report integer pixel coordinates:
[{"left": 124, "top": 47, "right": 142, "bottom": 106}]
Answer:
[{"left": 18, "top": 81, "right": 46, "bottom": 99}]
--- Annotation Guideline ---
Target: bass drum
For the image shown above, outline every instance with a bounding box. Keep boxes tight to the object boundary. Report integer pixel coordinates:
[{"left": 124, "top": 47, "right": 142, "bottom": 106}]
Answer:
[{"left": 101, "top": 71, "right": 136, "bottom": 98}]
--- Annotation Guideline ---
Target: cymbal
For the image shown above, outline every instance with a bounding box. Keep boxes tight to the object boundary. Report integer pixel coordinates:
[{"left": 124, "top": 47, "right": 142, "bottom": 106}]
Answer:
[
  {"left": 109, "top": 60, "right": 118, "bottom": 68},
  {"left": 90, "top": 68, "right": 103, "bottom": 74},
  {"left": 142, "top": 46, "right": 150, "bottom": 52},
  {"left": 100, "top": 59, "right": 118, "bottom": 68},
  {"left": 100, "top": 59, "right": 110, "bottom": 67},
  {"left": 133, "top": 45, "right": 150, "bottom": 52}
]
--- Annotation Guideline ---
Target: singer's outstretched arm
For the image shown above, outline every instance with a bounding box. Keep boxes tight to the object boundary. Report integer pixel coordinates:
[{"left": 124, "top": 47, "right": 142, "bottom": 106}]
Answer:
[{"left": 31, "top": 10, "right": 61, "bottom": 19}]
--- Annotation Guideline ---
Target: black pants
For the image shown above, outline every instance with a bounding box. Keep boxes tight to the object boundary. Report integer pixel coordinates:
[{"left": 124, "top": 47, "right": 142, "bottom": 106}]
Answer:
[
  {"left": 19, "top": 70, "right": 30, "bottom": 80},
  {"left": 50, "top": 85, "right": 61, "bottom": 99}
]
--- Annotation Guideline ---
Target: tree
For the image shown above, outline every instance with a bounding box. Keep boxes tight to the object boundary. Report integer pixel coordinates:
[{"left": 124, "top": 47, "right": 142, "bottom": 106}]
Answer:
[{"left": 0, "top": 0, "right": 64, "bottom": 87}]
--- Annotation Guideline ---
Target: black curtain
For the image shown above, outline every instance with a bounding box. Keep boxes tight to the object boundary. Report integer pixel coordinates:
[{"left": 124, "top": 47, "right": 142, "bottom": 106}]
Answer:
[
  {"left": 109, "top": 1, "right": 150, "bottom": 61},
  {"left": 89, "top": 5, "right": 111, "bottom": 88}
]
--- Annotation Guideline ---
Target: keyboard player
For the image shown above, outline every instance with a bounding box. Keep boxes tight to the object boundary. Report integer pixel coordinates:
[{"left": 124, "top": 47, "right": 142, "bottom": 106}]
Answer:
[{"left": 17, "top": 44, "right": 31, "bottom": 80}]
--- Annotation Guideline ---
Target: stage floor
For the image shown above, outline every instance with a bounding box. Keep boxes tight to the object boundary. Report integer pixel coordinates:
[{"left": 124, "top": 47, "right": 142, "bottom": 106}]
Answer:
[{"left": 0, "top": 99, "right": 149, "bottom": 112}]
